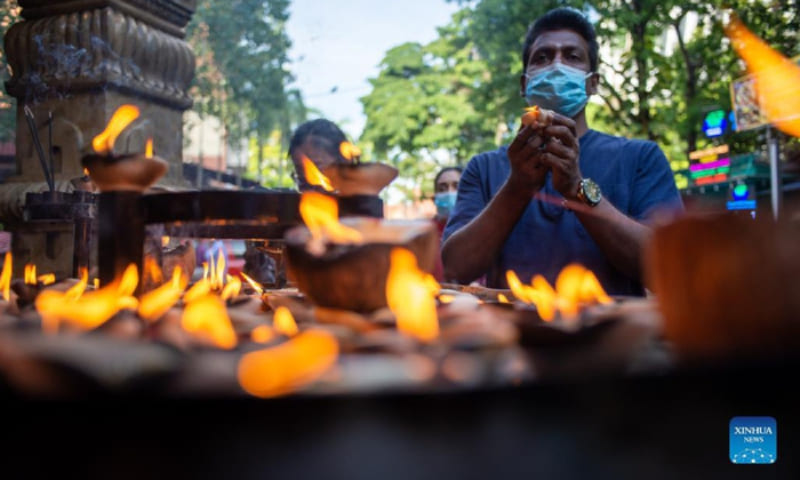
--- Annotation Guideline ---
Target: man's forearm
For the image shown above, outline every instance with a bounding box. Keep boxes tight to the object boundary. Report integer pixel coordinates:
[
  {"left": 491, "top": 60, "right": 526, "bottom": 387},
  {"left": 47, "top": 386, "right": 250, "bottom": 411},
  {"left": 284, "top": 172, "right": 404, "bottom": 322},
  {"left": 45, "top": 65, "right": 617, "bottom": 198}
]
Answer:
[
  {"left": 442, "top": 180, "right": 534, "bottom": 283},
  {"left": 574, "top": 199, "right": 651, "bottom": 282}
]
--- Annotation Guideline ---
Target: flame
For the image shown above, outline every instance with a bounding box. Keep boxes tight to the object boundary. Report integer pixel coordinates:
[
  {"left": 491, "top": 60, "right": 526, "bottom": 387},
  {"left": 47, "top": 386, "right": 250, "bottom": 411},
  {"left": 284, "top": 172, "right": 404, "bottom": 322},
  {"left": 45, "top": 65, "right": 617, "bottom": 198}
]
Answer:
[
  {"left": 221, "top": 274, "right": 241, "bottom": 300},
  {"left": 299, "top": 192, "right": 363, "bottom": 244},
  {"left": 273, "top": 306, "right": 299, "bottom": 337},
  {"left": 25, "top": 265, "right": 54, "bottom": 286},
  {"left": 24, "top": 264, "right": 36, "bottom": 285},
  {"left": 214, "top": 249, "right": 226, "bottom": 290},
  {"left": 143, "top": 256, "right": 164, "bottom": 286},
  {"left": 93, "top": 278, "right": 100, "bottom": 289},
  {"left": 183, "top": 278, "right": 211, "bottom": 304},
  {"left": 240, "top": 272, "right": 264, "bottom": 295},
  {"left": 301, "top": 155, "right": 334, "bottom": 191},
  {"left": 438, "top": 294, "right": 455, "bottom": 304},
  {"left": 339, "top": 141, "right": 361, "bottom": 162},
  {"left": 0, "top": 252, "right": 11, "bottom": 301},
  {"left": 506, "top": 264, "right": 612, "bottom": 321},
  {"left": 181, "top": 294, "right": 237, "bottom": 349},
  {"left": 83, "top": 167, "right": 90, "bottom": 177},
  {"left": 145, "top": 138, "right": 154, "bottom": 158},
  {"left": 35, "top": 263, "right": 139, "bottom": 332},
  {"left": 386, "top": 248, "right": 439, "bottom": 341},
  {"left": 521, "top": 105, "right": 540, "bottom": 127},
  {"left": 237, "top": 329, "right": 339, "bottom": 398},
  {"left": 202, "top": 250, "right": 227, "bottom": 291},
  {"left": 138, "top": 266, "right": 187, "bottom": 322},
  {"left": 725, "top": 14, "right": 800, "bottom": 137},
  {"left": 161, "top": 236, "right": 170, "bottom": 248},
  {"left": 91, "top": 105, "right": 140, "bottom": 154},
  {"left": 251, "top": 325, "right": 275, "bottom": 344},
  {"left": 497, "top": 293, "right": 510, "bottom": 304}
]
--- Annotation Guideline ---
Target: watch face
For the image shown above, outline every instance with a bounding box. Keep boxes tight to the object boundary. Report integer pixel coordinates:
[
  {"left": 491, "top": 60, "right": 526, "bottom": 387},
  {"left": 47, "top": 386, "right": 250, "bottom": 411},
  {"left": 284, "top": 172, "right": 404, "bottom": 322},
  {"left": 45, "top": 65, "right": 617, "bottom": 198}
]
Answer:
[{"left": 582, "top": 179, "right": 602, "bottom": 205}]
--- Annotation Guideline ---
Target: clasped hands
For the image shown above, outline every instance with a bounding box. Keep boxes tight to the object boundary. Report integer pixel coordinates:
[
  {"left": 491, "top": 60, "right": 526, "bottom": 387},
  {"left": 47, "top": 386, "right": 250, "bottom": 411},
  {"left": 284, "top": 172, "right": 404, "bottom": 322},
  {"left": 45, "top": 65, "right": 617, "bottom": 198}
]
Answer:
[{"left": 507, "top": 112, "right": 581, "bottom": 200}]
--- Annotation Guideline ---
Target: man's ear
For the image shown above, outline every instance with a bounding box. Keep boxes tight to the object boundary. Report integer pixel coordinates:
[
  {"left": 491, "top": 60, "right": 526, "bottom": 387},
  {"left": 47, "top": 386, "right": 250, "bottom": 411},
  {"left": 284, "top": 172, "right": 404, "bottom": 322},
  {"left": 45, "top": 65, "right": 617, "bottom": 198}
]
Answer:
[{"left": 587, "top": 72, "right": 600, "bottom": 96}]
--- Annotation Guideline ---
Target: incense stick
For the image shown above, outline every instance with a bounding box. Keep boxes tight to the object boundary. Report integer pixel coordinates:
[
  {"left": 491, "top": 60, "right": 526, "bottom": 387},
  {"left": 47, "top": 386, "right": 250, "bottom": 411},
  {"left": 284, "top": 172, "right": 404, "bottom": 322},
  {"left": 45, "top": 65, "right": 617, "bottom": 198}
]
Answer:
[{"left": 23, "top": 105, "right": 54, "bottom": 191}]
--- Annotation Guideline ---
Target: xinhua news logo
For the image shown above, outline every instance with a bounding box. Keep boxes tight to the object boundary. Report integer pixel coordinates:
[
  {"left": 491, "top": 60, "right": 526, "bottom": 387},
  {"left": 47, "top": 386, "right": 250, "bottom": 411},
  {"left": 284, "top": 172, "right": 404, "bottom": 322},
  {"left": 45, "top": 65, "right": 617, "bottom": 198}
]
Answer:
[{"left": 729, "top": 417, "right": 776, "bottom": 464}]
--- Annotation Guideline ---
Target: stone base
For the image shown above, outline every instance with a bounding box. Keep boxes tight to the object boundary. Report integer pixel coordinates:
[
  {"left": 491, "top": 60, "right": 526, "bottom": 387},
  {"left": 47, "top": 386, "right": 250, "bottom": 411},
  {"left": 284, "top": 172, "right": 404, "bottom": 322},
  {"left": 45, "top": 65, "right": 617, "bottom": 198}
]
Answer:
[{"left": 14, "top": 92, "right": 187, "bottom": 187}]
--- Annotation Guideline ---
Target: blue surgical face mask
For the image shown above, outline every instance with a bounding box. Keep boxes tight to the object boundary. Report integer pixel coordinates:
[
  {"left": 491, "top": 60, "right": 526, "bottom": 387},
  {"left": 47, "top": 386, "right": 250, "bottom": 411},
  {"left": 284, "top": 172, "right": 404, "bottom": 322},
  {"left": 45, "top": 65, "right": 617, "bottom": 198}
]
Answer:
[
  {"left": 524, "top": 63, "right": 592, "bottom": 118},
  {"left": 434, "top": 191, "right": 457, "bottom": 219}
]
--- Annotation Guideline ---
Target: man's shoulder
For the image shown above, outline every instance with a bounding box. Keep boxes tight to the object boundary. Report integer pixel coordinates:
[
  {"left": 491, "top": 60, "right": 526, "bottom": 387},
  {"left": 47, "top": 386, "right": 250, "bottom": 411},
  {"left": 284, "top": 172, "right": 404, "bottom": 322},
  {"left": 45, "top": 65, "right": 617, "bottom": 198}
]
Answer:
[
  {"left": 468, "top": 146, "right": 508, "bottom": 164},
  {"left": 587, "top": 130, "right": 660, "bottom": 151}
]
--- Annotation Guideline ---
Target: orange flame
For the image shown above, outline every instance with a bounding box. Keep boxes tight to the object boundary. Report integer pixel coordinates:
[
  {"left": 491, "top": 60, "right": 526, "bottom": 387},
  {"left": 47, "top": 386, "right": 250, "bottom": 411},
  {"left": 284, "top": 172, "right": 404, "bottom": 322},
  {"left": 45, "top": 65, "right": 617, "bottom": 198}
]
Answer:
[
  {"left": 299, "top": 192, "right": 363, "bottom": 245},
  {"left": 521, "top": 105, "right": 540, "bottom": 127},
  {"left": 183, "top": 278, "right": 211, "bottom": 304},
  {"left": 438, "top": 294, "right": 455, "bottom": 304},
  {"left": 143, "top": 256, "right": 164, "bottom": 286},
  {"left": 386, "top": 248, "right": 439, "bottom": 341},
  {"left": 92, "top": 105, "right": 140, "bottom": 154},
  {"left": 0, "top": 252, "right": 11, "bottom": 301},
  {"left": 38, "top": 274, "right": 55, "bottom": 286},
  {"left": 301, "top": 155, "right": 334, "bottom": 191},
  {"left": 24, "top": 264, "right": 36, "bottom": 285},
  {"left": 138, "top": 266, "right": 187, "bottom": 322},
  {"left": 161, "top": 236, "right": 170, "bottom": 248},
  {"left": 83, "top": 167, "right": 90, "bottom": 177},
  {"left": 240, "top": 272, "right": 264, "bottom": 296},
  {"left": 273, "top": 306, "right": 299, "bottom": 337},
  {"left": 181, "top": 294, "right": 237, "bottom": 349},
  {"left": 221, "top": 274, "right": 241, "bottom": 300},
  {"left": 203, "top": 250, "right": 227, "bottom": 291},
  {"left": 93, "top": 278, "right": 100, "bottom": 289},
  {"left": 725, "top": 14, "right": 800, "bottom": 137},
  {"left": 251, "top": 325, "right": 275, "bottom": 344},
  {"left": 497, "top": 293, "right": 510, "bottom": 304},
  {"left": 339, "top": 141, "right": 361, "bottom": 162},
  {"left": 237, "top": 329, "right": 339, "bottom": 398},
  {"left": 506, "top": 264, "right": 612, "bottom": 321},
  {"left": 35, "top": 263, "right": 139, "bottom": 332},
  {"left": 145, "top": 138, "right": 154, "bottom": 158}
]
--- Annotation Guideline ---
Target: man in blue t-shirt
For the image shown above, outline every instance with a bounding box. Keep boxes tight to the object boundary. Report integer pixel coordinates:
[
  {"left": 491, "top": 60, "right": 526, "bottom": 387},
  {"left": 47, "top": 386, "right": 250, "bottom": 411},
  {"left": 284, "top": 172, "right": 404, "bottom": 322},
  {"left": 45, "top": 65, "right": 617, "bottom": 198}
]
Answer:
[{"left": 441, "top": 7, "right": 683, "bottom": 296}]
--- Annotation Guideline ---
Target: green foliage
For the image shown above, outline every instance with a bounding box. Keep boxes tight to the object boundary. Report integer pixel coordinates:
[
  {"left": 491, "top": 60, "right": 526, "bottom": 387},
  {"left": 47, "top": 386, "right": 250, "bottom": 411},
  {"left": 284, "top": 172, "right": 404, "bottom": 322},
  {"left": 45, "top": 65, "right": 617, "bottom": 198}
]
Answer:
[
  {"left": 187, "top": 0, "right": 305, "bottom": 185},
  {"left": 0, "top": 4, "right": 20, "bottom": 143},
  {"left": 363, "top": 0, "right": 799, "bottom": 200}
]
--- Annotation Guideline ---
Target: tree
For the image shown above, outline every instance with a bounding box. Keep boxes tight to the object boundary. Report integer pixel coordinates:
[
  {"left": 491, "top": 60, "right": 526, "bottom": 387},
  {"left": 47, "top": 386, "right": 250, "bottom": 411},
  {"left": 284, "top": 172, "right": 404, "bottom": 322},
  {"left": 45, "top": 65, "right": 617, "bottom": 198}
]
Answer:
[
  {"left": 362, "top": 0, "right": 798, "bottom": 200},
  {"left": 0, "top": 4, "right": 21, "bottom": 142},
  {"left": 187, "top": 0, "right": 304, "bottom": 186}
]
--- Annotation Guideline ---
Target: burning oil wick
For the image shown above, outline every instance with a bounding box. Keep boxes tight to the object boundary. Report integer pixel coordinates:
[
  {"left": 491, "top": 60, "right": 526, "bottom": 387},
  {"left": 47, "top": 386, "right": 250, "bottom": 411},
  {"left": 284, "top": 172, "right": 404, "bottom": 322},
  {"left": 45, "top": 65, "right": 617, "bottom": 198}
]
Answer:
[
  {"left": 23, "top": 105, "right": 54, "bottom": 191},
  {"left": 92, "top": 105, "right": 140, "bottom": 154}
]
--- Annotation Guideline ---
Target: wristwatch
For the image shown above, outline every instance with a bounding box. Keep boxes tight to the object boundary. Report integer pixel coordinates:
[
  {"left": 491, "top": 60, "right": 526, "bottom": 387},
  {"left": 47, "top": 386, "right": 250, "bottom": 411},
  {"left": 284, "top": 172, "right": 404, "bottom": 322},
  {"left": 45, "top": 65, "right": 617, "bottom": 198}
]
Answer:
[{"left": 576, "top": 178, "right": 602, "bottom": 207}]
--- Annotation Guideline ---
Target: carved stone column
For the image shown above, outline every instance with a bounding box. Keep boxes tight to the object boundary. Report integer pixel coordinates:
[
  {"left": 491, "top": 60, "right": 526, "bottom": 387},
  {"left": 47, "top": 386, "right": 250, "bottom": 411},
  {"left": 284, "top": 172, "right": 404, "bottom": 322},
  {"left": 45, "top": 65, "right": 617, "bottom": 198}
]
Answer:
[{"left": 3, "top": 0, "right": 196, "bottom": 186}]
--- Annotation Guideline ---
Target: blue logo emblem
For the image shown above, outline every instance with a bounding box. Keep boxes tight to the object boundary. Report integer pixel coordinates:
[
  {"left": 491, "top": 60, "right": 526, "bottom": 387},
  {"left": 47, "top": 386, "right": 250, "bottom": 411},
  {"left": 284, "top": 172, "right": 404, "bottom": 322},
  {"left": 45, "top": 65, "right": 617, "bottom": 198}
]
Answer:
[{"left": 730, "top": 417, "right": 776, "bottom": 464}]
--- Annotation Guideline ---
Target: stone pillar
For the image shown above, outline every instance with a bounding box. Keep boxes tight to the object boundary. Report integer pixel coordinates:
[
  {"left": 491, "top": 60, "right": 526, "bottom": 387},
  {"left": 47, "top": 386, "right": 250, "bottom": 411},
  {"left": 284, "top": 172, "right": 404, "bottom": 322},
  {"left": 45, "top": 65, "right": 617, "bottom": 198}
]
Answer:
[{"left": 3, "top": 0, "right": 196, "bottom": 186}]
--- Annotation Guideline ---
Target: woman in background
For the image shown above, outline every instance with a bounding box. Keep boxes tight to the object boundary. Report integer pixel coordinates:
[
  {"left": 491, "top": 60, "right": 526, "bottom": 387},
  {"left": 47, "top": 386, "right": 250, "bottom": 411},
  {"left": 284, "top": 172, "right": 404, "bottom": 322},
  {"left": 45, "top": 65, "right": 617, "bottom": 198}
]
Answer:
[{"left": 432, "top": 166, "right": 462, "bottom": 281}]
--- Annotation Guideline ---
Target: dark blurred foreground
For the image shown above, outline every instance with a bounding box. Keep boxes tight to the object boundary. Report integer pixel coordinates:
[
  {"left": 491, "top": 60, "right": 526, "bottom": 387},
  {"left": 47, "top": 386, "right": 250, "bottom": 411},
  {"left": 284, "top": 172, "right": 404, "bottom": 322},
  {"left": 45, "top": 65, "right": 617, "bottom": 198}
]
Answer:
[{"left": 0, "top": 358, "right": 797, "bottom": 480}]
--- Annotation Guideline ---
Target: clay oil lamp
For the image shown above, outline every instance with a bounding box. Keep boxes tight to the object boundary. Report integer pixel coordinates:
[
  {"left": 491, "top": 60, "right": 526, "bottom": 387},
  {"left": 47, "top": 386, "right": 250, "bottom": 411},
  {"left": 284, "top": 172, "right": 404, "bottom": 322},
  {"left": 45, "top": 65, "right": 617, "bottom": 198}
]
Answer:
[
  {"left": 501, "top": 264, "right": 619, "bottom": 347},
  {"left": 320, "top": 141, "right": 398, "bottom": 196},
  {"left": 285, "top": 192, "right": 437, "bottom": 313},
  {"left": 81, "top": 104, "right": 167, "bottom": 192},
  {"left": 10, "top": 263, "right": 56, "bottom": 309},
  {"left": 645, "top": 214, "right": 800, "bottom": 363}
]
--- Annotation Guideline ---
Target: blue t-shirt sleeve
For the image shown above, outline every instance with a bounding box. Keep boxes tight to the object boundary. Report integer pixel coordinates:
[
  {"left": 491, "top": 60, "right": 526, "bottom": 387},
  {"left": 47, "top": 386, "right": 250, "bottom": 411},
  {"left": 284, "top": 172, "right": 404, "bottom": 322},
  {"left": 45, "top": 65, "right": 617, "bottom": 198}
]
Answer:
[
  {"left": 629, "top": 141, "right": 684, "bottom": 221},
  {"left": 442, "top": 155, "right": 489, "bottom": 242}
]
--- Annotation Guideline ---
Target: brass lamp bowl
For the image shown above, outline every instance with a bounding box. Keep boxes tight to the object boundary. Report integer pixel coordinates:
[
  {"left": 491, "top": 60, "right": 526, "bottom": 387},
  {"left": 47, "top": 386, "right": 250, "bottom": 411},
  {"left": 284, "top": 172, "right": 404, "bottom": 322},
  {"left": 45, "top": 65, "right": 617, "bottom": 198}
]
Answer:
[
  {"left": 321, "top": 162, "right": 398, "bottom": 196},
  {"left": 82, "top": 153, "right": 167, "bottom": 192},
  {"left": 284, "top": 218, "right": 438, "bottom": 313}
]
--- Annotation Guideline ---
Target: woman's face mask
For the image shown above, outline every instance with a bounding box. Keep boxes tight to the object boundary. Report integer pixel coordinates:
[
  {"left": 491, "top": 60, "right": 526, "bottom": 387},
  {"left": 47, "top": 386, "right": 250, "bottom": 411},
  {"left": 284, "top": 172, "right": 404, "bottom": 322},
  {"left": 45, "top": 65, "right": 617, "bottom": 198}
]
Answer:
[
  {"left": 524, "top": 63, "right": 592, "bottom": 118},
  {"left": 434, "top": 191, "right": 457, "bottom": 219}
]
